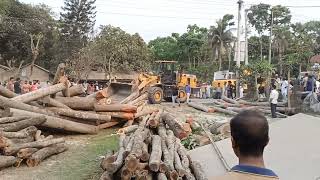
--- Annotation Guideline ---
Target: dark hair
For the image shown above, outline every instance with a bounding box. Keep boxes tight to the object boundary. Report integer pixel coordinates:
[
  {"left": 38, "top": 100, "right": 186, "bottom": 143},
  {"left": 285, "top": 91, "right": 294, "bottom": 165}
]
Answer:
[
  {"left": 10, "top": 77, "right": 14, "bottom": 80},
  {"left": 271, "top": 84, "right": 276, "bottom": 89},
  {"left": 230, "top": 110, "right": 269, "bottom": 157},
  {"left": 16, "top": 78, "right": 20, "bottom": 81},
  {"left": 218, "top": 83, "right": 221, "bottom": 85}
]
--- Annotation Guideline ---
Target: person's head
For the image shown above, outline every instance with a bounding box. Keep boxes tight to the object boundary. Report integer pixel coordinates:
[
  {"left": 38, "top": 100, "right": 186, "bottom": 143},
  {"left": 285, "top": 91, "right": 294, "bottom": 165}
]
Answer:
[
  {"left": 228, "top": 81, "right": 232, "bottom": 85},
  {"left": 29, "top": 81, "right": 32, "bottom": 85},
  {"left": 16, "top": 78, "right": 20, "bottom": 82},
  {"left": 230, "top": 110, "right": 269, "bottom": 158},
  {"left": 25, "top": 80, "right": 28, "bottom": 84},
  {"left": 305, "top": 73, "right": 308, "bottom": 77},
  {"left": 271, "top": 84, "right": 276, "bottom": 90},
  {"left": 218, "top": 83, "right": 221, "bottom": 87},
  {"left": 9, "top": 77, "right": 14, "bottom": 81}
]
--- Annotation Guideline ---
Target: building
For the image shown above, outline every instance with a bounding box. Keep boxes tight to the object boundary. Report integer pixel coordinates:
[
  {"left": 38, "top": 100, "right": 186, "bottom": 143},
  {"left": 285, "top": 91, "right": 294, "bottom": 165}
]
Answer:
[
  {"left": 0, "top": 65, "right": 12, "bottom": 82},
  {"left": 20, "top": 64, "right": 51, "bottom": 82}
]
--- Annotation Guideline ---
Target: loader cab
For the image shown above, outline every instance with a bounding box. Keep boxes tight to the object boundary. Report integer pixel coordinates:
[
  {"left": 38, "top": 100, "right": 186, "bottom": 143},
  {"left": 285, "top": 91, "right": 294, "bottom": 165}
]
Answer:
[{"left": 155, "top": 60, "right": 177, "bottom": 85}]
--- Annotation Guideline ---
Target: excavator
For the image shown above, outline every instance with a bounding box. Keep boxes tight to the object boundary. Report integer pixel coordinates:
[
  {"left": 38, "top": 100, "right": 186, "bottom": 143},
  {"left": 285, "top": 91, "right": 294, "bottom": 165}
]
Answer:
[{"left": 105, "top": 61, "right": 199, "bottom": 104}]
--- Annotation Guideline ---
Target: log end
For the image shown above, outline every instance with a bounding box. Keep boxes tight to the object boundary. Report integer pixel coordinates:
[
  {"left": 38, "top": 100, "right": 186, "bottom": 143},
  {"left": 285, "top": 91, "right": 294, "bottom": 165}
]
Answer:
[
  {"left": 149, "top": 163, "right": 160, "bottom": 172},
  {"left": 26, "top": 158, "right": 39, "bottom": 167}
]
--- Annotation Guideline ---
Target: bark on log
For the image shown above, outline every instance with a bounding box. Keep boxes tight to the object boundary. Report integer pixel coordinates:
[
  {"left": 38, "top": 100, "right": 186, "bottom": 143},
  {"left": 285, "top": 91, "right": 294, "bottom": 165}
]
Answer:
[
  {"left": 3, "top": 137, "right": 65, "bottom": 155},
  {"left": 35, "top": 130, "right": 42, "bottom": 141},
  {"left": 136, "top": 169, "right": 152, "bottom": 180},
  {"left": 238, "top": 99, "right": 286, "bottom": 107},
  {"left": 188, "top": 156, "right": 208, "bottom": 180},
  {"left": 124, "top": 137, "right": 134, "bottom": 157},
  {"left": 26, "top": 143, "right": 67, "bottom": 167},
  {"left": 187, "top": 102, "right": 214, "bottom": 113},
  {"left": 0, "top": 131, "right": 28, "bottom": 139},
  {"left": 166, "top": 130, "right": 176, "bottom": 171},
  {"left": 117, "top": 125, "right": 138, "bottom": 134},
  {"left": 0, "top": 136, "right": 34, "bottom": 148},
  {"left": 11, "top": 108, "right": 98, "bottom": 134},
  {"left": 41, "top": 96, "right": 71, "bottom": 109},
  {"left": 174, "top": 151, "right": 186, "bottom": 176},
  {"left": 98, "top": 121, "right": 119, "bottom": 129},
  {"left": 12, "top": 83, "right": 67, "bottom": 103},
  {"left": 157, "top": 173, "right": 168, "bottom": 180},
  {"left": 98, "top": 112, "right": 134, "bottom": 120},
  {"left": 141, "top": 142, "right": 150, "bottom": 162},
  {"left": 0, "top": 116, "right": 29, "bottom": 124},
  {"left": 0, "top": 86, "right": 16, "bottom": 98},
  {"left": 48, "top": 107, "right": 111, "bottom": 122},
  {"left": 52, "top": 63, "right": 66, "bottom": 85},
  {"left": 123, "top": 119, "right": 134, "bottom": 127},
  {"left": 221, "top": 96, "right": 240, "bottom": 105},
  {"left": 120, "top": 91, "right": 140, "bottom": 104},
  {"left": 0, "top": 155, "right": 19, "bottom": 169},
  {"left": 175, "top": 138, "right": 189, "bottom": 169},
  {"left": 100, "top": 151, "right": 118, "bottom": 170},
  {"left": 161, "top": 113, "right": 190, "bottom": 139},
  {"left": 55, "top": 97, "right": 96, "bottom": 110},
  {"left": 0, "top": 116, "right": 46, "bottom": 132},
  {"left": 149, "top": 135, "right": 162, "bottom": 172},
  {"left": 161, "top": 139, "right": 174, "bottom": 171},
  {"left": 0, "top": 95, "right": 56, "bottom": 116},
  {"left": 0, "top": 107, "right": 13, "bottom": 117},
  {"left": 57, "top": 84, "right": 85, "bottom": 97},
  {"left": 17, "top": 148, "right": 39, "bottom": 159},
  {"left": 214, "top": 99, "right": 242, "bottom": 108},
  {"left": 99, "top": 171, "right": 113, "bottom": 180},
  {"left": 128, "top": 93, "right": 148, "bottom": 105},
  {"left": 94, "top": 104, "right": 137, "bottom": 113}
]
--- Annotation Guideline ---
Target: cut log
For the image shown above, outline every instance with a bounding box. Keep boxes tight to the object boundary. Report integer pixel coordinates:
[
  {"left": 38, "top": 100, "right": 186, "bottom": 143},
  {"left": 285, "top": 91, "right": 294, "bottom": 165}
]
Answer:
[
  {"left": 11, "top": 108, "right": 98, "bottom": 134},
  {"left": 0, "top": 116, "right": 29, "bottom": 124},
  {"left": 128, "top": 93, "right": 148, "bottom": 105},
  {"left": 99, "top": 171, "right": 113, "bottom": 180},
  {"left": 3, "top": 137, "right": 65, "bottom": 155},
  {"left": 55, "top": 97, "right": 96, "bottom": 110},
  {"left": 94, "top": 104, "right": 137, "bottom": 113},
  {"left": 57, "top": 84, "right": 85, "bottom": 97},
  {"left": 0, "top": 131, "right": 28, "bottom": 139},
  {"left": 0, "top": 135, "right": 35, "bottom": 147},
  {"left": 103, "top": 134, "right": 125, "bottom": 173},
  {"left": 41, "top": 96, "right": 71, "bottom": 109},
  {"left": 187, "top": 102, "right": 214, "bottom": 113},
  {"left": 174, "top": 151, "right": 186, "bottom": 176},
  {"left": 120, "top": 166, "right": 132, "bottom": 180},
  {"left": 159, "top": 161, "right": 169, "bottom": 173},
  {"left": 100, "top": 151, "right": 118, "bottom": 170},
  {"left": 98, "top": 112, "right": 134, "bottom": 120},
  {"left": 120, "top": 91, "right": 140, "bottom": 104},
  {"left": 166, "top": 130, "right": 176, "bottom": 170},
  {"left": 12, "top": 83, "right": 67, "bottom": 103},
  {"left": 141, "top": 142, "right": 150, "bottom": 162},
  {"left": 148, "top": 111, "right": 159, "bottom": 128},
  {"left": 123, "top": 119, "right": 134, "bottom": 127},
  {"left": 124, "top": 137, "right": 134, "bottom": 157},
  {"left": 161, "top": 113, "right": 190, "bottom": 139},
  {"left": 214, "top": 99, "right": 242, "bottom": 108},
  {"left": 221, "top": 96, "right": 240, "bottom": 105},
  {"left": 134, "top": 109, "right": 158, "bottom": 119},
  {"left": 136, "top": 169, "right": 152, "bottom": 180},
  {"left": 149, "top": 135, "right": 162, "bottom": 172},
  {"left": 0, "top": 95, "right": 56, "bottom": 116},
  {"left": 188, "top": 156, "right": 208, "bottom": 180},
  {"left": 26, "top": 143, "right": 67, "bottom": 167},
  {"left": 0, "top": 85, "right": 16, "bottom": 98},
  {"left": 98, "top": 121, "right": 119, "bottom": 129},
  {"left": 118, "top": 125, "right": 139, "bottom": 134},
  {"left": 125, "top": 154, "right": 139, "bottom": 172},
  {"left": 0, "top": 107, "right": 13, "bottom": 117},
  {"left": 161, "top": 139, "right": 174, "bottom": 171},
  {"left": 0, "top": 116, "right": 46, "bottom": 132},
  {"left": 0, "top": 155, "right": 19, "bottom": 169},
  {"left": 175, "top": 138, "right": 189, "bottom": 169},
  {"left": 17, "top": 148, "right": 39, "bottom": 159},
  {"left": 211, "top": 106, "right": 238, "bottom": 116},
  {"left": 48, "top": 107, "right": 111, "bottom": 122},
  {"left": 157, "top": 173, "right": 168, "bottom": 180},
  {"left": 238, "top": 99, "right": 286, "bottom": 107}
]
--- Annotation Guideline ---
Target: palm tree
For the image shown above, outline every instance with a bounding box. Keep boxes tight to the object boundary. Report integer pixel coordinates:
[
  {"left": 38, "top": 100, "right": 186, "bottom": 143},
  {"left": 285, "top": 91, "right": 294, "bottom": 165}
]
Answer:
[
  {"left": 273, "top": 25, "right": 290, "bottom": 73},
  {"left": 208, "top": 14, "right": 235, "bottom": 71}
]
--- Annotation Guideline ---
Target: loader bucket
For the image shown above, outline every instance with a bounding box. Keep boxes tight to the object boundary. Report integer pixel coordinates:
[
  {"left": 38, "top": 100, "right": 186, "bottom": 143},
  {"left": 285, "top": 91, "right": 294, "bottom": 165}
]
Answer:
[{"left": 106, "top": 82, "right": 133, "bottom": 102}]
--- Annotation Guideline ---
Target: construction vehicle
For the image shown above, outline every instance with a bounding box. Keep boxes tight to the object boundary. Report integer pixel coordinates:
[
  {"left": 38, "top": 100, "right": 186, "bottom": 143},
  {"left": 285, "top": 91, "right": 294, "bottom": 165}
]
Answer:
[
  {"left": 145, "top": 60, "right": 200, "bottom": 104},
  {"left": 212, "top": 71, "right": 237, "bottom": 88}
]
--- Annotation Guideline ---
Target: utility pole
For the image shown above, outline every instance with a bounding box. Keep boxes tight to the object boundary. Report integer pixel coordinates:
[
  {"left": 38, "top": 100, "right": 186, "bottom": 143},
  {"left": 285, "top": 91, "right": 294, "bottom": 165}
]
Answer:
[
  {"left": 236, "top": 0, "right": 243, "bottom": 98},
  {"left": 244, "top": 9, "right": 249, "bottom": 65}
]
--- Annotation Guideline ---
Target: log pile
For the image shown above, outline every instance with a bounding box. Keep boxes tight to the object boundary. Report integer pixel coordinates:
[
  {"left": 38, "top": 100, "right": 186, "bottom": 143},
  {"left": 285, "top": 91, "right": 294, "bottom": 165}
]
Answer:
[
  {"left": 99, "top": 111, "right": 205, "bottom": 180},
  {"left": 188, "top": 96, "right": 296, "bottom": 118},
  {"left": 0, "top": 112, "right": 67, "bottom": 170}
]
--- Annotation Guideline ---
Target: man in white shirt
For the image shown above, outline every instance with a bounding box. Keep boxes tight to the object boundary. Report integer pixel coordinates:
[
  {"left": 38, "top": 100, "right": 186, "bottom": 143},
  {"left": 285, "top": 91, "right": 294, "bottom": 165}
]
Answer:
[
  {"left": 269, "top": 85, "right": 279, "bottom": 118},
  {"left": 281, "top": 78, "right": 288, "bottom": 101}
]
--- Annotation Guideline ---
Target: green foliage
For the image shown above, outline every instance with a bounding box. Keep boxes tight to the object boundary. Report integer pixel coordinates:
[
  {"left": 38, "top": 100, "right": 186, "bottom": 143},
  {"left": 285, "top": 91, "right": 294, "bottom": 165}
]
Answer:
[{"left": 181, "top": 135, "right": 199, "bottom": 150}]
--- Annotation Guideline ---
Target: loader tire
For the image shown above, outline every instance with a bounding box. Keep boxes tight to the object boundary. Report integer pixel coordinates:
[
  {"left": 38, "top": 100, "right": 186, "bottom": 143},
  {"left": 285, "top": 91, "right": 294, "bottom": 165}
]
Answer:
[{"left": 148, "top": 87, "right": 163, "bottom": 104}]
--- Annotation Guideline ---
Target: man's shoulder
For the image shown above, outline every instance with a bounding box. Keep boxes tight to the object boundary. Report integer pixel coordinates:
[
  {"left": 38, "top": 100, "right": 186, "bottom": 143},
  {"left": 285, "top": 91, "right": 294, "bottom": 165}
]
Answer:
[{"left": 210, "top": 171, "right": 279, "bottom": 180}]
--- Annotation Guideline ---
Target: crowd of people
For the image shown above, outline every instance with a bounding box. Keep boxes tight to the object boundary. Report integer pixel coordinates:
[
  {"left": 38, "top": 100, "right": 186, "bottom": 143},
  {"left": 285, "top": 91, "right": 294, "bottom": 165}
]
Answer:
[{"left": 1, "top": 77, "right": 45, "bottom": 94}]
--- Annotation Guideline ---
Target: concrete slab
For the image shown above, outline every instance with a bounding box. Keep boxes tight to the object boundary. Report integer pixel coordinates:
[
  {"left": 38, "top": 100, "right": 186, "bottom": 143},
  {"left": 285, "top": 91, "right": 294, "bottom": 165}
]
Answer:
[{"left": 191, "top": 113, "right": 320, "bottom": 180}]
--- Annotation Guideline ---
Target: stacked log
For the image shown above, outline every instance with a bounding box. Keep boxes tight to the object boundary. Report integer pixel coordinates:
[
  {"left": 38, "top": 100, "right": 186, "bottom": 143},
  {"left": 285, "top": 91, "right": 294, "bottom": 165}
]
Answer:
[
  {"left": 99, "top": 111, "right": 205, "bottom": 180},
  {"left": 0, "top": 112, "right": 67, "bottom": 170},
  {"left": 188, "top": 96, "right": 294, "bottom": 118}
]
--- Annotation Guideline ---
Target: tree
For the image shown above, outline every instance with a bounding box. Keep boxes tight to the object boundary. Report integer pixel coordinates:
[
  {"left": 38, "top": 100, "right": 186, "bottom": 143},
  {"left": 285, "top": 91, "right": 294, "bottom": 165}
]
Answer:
[
  {"left": 29, "top": 33, "right": 43, "bottom": 76},
  {"left": 272, "top": 25, "right": 290, "bottom": 73},
  {"left": 60, "top": 0, "right": 96, "bottom": 54},
  {"left": 208, "top": 14, "right": 235, "bottom": 71},
  {"left": 148, "top": 36, "right": 179, "bottom": 61}
]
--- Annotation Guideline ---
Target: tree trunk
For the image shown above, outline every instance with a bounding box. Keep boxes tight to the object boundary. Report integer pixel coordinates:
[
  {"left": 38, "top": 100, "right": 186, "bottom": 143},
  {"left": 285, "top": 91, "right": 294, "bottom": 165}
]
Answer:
[
  {"left": 52, "top": 63, "right": 66, "bottom": 85},
  {"left": 0, "top": 85, "right": 16, "bottom": 98},
  {"left": 11, "top": 108, "right": 98, "bottom": 134},
  {"left": 48, "top": 107, "right": 111, "bottom": 122},
  {"left": 94, "top": 104, "right": 137, "bottom": 113},
  {"left": 3, "top": 137, "right": 65, "bottom": 155},
  {"left": 26, "top": 143, "right": 67, "bottom": 167},
  {"left": 260, "top": 35, "right": 263, "bottom": 61},
  {"left": 219, "top": 41, "right": 223, "bottom": 70},
  {"left": 161, "top": 113, "right": 190, "bottom": 139},
  {"left": 149, "top": 135, "right": 162, "bottom": 172},
  {"left": 0, "top": 116, "right": 46, "bottom": 132},
  {"left": 17, "top": 148, "right": 39, "bottom": 159},
  {"left": 12, "top": 83, "right": 67, "bottom": 103},
  {"left": 0, "top": 155, "right": 18, "bottom": 169},
  {"left": 55, "top": 97, "right": 96, "bottom": 110}
]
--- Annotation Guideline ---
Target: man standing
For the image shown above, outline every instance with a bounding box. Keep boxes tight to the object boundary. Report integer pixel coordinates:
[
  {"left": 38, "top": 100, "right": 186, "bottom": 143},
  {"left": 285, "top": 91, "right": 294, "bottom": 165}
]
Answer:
[
  {"left": 303, "top": 73, "right": 309, "bottom": 91},
  {"left": 172, "top": 86, "right": 180, "bottom": 107},
  {"left": 14, "top": 78, "right": 21, "bottom": 94},
  {"left": 185, "top": 83, "right": 191, "bottom": 103},
  {"left": 281, "top": 78, "right": 288, "bottom": 101},
  {"left": 22, "top": 80, "right": 30, "bottom": 94},
  {"left": 269, "top": 85, "right": 279, "bottom": 118},
  {"left": 7, "top": 77, "right": 14, "bottom": 92},
  {"left": 212, "top": 110, "right": 278, "bottom": 180},
  {"left": 216, "top": 83, "right": 222, "bottom": 99}
]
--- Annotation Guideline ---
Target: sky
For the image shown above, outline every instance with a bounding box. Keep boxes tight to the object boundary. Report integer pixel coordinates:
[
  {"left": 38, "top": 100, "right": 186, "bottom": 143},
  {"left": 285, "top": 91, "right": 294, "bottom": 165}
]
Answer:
[{"left": 20, "top": 0, "right": 320, "bottom": 42}]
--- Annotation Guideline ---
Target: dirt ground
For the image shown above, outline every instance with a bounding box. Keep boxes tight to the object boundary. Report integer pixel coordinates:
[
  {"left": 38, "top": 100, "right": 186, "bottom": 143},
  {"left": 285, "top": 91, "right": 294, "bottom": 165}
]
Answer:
[{"left": 0, "top": 99, "right": 237, "bottom": 180}]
